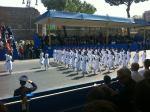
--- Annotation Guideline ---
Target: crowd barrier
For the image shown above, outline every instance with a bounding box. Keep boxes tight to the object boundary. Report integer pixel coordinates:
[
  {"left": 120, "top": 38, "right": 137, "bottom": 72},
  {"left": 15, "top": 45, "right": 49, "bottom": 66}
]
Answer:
[
  {"left": 0, "top": 49, "right": 6, "bottom": 61},
  {"left": 1, "top": 78, "right": 117, "bottom": 112}
]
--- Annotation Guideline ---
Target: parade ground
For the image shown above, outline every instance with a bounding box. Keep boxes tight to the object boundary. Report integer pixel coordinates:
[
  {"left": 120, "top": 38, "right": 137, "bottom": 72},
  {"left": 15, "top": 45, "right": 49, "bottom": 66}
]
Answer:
[{"left": 0, "top": 50, "right": 150, "bottom": 99}]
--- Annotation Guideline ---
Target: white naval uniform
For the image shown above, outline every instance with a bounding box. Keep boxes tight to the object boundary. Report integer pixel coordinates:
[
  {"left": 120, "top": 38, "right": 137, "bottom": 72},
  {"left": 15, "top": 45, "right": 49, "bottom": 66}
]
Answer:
[
  {"left": 108, "top": 53, "right": 113, "bottom": 70},
  {"left": 44, "top": 53, "right": 49, "bottom": 70},
  {"left": 114, "top": 52, "right": 119, "bottom": 66},
  {"left": 126, "top": 51, "right": 131, "bottom": 66},
  {"left": 82, "top": 55, "right": 88, "bottom": 74},
  {"left": 133, "top": 52, "right": 139, "bottom": 63},
  {"left": 5, "top": 55, "right": 13, "bottom": 74},
  {"left": 39, "top": 52, "right": 44, "bottom": 67},
  {"left": 53, "top": 49, "right": 57, "bottom": 62},
  {"left": 119, "top": 52, "right": 123, "bottom": 66},
  {"left": 122, "top": 53, "right": 127, "bottom": 67},
  {"left": 141, "top": 52, "right": 146, "bottom": 64},
  {"left": 5, "top": 54, "right": 9, "bottom": 71},
  {"left": 93, "top": 54, "right": 100, "bottom": 74}
]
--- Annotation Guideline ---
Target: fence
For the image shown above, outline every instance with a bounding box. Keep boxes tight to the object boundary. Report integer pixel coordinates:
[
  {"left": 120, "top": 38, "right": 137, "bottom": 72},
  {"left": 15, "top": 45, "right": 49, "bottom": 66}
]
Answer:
[{"left": 2, "top": 78, "right": 117, "bottom": 112}]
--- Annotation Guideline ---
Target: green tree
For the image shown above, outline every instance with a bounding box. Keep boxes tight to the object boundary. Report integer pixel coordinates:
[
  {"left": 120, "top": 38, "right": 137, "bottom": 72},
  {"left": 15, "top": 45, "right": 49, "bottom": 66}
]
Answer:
[
  {"left": 41, "top": 0, "right": 67, "bottom": 11},
  {"left": 105, "top": 0, "right": 148, "bottom": 18},
  {"left": 65, "top": 0, "right": 96, "bottom": 14},
  {"left": 41, "top": 0, "right": 97, "bottom": 14}
]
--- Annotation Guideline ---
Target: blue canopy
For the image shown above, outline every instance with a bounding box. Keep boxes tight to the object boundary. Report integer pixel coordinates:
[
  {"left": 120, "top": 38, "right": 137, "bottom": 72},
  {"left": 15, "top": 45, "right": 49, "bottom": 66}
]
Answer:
[{"left": 36, "top": 10, "right": 145, "bottom": 28}]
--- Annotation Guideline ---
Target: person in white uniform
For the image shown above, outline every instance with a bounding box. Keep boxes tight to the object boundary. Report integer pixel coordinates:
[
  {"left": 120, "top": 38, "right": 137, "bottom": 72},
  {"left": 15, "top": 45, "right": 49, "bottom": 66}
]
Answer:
[
  {"left": 44, "top": 53, "right": 49, "bottom": 71},
  {"left": 126, "top": 50, "right": 131, "bottom": 66},
  {"left": 133, "top": 51, "right": 139, "bottom": 64},
  {"left": 122, "top": 51, "right": 127, "bottom": 67},
  {"left": 39, "top": 51, "right": 44, "bottom": 69},
  {"left": 141, "top": 50, "right": 146, "bottom": 66},
  {"left": 82, "top": 52, "right": 88, "bottom": 76},
  {"left": 93, "top": 52, "right": 100, "bottom": 74},
  {"left": 5, "top": 54, "right": 13, "bottom": 74},
  {"left": 107, "top": 50, "right": 114, "bottom": 72},
  {"left": 114, "top": 50, "right": 119, "bottom": 68}
]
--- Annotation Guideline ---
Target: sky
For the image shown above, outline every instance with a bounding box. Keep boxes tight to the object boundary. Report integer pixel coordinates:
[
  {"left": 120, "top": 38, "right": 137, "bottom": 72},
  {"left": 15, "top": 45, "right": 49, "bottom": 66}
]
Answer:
[{"left": 0, "top": 0, "right": 150, "bottom": 18}]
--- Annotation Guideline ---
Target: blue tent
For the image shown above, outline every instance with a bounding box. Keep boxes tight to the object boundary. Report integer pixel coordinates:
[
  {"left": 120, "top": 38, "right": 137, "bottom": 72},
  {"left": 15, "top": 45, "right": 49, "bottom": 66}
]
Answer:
[{"left": 35, "top": 10, "right": 137, "bottom": 28}]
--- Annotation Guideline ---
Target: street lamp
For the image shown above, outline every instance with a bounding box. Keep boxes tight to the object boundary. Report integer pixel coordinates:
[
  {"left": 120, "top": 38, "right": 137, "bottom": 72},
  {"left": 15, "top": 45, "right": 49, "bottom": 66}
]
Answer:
[
  {"left": 35, "top": 0, "right": 38, "bottom": 5},
  {"left": 22, "top": 0, "right": 38, "bottom": 7}
]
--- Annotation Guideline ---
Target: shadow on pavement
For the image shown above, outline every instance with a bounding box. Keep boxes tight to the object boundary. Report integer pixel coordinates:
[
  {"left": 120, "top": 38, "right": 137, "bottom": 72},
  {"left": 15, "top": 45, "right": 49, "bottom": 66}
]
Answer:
[
  {"left": 86, "top": 73, "right": 98, "bottom": 77},
  {"left": 0, "top": 73, "right": 10, "bottom": 77},
  {"left": 102, "top": 71, "right": 112, "bottom": 75},
  {"left": 57, "top": 66, "right": 65, "bottom": 69},
  {"left": 0, "top": 71, "right": 6, "bottom": 73},
  {"left": 67, "top": 73, "right": 78, "bottom": 77},
  {"left": 31, "top": 67, "right": 41, "bottom": 70},
  {"left": 57, "top": 67, "right": 68, "bottom": 71},
  {"left": 49, "top": 62, "right": 60, "bottom": 67},
  {"left": 72, "top": 75, "right": 84, "bottom": 80},
  {"left": 62, "top": 70, "right": 74, "bottom": 74}
]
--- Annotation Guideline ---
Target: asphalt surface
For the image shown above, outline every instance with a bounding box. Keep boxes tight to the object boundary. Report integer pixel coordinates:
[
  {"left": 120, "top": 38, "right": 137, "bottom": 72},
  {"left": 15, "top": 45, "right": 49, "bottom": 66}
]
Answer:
[
  {"left": 0, "top": 59, "right": 117, "bottom": 99},
  {"left": 0, "top": 50, "right": 149, "bottom": 99}
]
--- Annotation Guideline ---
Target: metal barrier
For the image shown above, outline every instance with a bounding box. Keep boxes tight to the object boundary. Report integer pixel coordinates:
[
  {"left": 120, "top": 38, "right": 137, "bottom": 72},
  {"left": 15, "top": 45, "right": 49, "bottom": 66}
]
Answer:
[{"left": 1, "top": 78, "right": 117, "bottom": 112}]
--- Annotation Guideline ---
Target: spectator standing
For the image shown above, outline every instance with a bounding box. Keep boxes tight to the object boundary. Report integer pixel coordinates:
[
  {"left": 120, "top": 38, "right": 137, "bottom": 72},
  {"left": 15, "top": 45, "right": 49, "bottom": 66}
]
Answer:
[
  {"left": 131, "top": 63, "right": 144, "bottom": 82},
  {"left": 19, "top": 46, "right": 24, "bottom": 60},
  {"left": 14, "top": 75, "right": 37, "bottom": 112},
  {"left": 115, "top": 67, "right": 136, "bottom": 112},
  {"left": 139, "top": 59, "right": 150, "bottom": 77}
]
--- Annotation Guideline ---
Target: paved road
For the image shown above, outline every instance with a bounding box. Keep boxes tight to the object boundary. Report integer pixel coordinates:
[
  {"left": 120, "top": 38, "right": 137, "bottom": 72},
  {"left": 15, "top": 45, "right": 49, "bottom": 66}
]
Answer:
[
  {"left": 0, "top": 60, "right": 117, "bottom": 99},
  {"left": 0, "top": 50, "right": 149, "bottom": 99}
]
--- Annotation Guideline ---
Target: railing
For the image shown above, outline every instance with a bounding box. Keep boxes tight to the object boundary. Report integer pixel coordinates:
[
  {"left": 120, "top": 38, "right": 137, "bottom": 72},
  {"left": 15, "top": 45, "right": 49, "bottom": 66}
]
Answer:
[{"left": 2, "top": 78, "right": 117, "bottom": 112}]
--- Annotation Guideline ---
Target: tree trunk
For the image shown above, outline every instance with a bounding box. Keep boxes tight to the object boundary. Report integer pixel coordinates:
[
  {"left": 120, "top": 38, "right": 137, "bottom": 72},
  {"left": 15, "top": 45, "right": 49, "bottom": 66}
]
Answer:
[
  {"left": 62, "top": 26, "right": 67, "bottom": 37},
  {"left": 126, "top": 6, "right": 130, "bottom": 18},
  {"left": 126, "top": 5, "right": 131, "bottom": 37}
]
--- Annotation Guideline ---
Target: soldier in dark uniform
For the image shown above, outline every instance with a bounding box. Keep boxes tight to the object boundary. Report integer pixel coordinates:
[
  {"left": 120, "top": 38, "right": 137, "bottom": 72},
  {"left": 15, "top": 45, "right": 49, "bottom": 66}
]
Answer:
[{"left": 14, "top": 75, "right": 37, "bottom": 98}]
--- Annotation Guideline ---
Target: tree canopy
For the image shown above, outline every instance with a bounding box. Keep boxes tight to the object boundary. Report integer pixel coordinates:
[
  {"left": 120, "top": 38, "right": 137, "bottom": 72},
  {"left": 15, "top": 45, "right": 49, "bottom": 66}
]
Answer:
[
  {"left": 41, "top": 0, "right": 97, "bottom": 14},
  {"left": 105, "top": 0, "right": 149, "bottom": 18}
]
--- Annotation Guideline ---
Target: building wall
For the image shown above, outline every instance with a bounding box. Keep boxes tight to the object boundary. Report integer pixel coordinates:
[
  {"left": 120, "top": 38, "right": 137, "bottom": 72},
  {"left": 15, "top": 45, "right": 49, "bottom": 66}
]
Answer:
[
  {"left": 0, "top": 6, "right": 40, "bottom": 40},
  {"left": 143, "top": 10, "right": 150, "bottom": 22}
]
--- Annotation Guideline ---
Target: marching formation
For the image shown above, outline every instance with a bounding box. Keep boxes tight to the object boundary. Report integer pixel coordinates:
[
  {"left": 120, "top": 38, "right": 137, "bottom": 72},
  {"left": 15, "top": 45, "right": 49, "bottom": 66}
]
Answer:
[
  {"left": 3, "top": 48, "right": 147, "bottom": 75},
  {"left": 53, "top": 48, "right": 147, "bottom": 76}
]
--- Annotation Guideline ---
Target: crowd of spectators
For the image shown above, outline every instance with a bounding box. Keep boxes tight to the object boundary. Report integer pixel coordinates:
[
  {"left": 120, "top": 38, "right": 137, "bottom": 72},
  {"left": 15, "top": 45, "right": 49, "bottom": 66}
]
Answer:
[
  {"left": 16, "top": 40, "right": 40, "bottom": 60},
  {"left": 50, "top": 34, "right": 150, "bottom": 49},
  {"left": 0, "top": 25, "right": 40, "bottom": 60},
  {"left": 86, "top": 59, "right": 150, "bottom": 112},
  {"left": 51, "top": 35, "right": 130, "bottom": 46},
  {"left": 0, "top": 25, "right": 14, "bottom": 55}
]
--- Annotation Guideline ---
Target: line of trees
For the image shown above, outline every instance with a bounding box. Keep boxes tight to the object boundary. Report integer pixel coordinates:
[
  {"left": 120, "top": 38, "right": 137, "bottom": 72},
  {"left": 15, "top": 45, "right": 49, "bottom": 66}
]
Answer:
[{"left": 42, "top": 0, "right": 149, "bottom": 18}]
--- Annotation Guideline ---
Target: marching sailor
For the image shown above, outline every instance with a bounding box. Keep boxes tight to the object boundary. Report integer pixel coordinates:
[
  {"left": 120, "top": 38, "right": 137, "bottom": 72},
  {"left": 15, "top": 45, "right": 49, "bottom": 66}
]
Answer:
[
  {"left": 39, "top": 51, "right": 44, "bottom": 69},
  {"left": 44, "top": 53, "right": 49, "bottom": 71}
]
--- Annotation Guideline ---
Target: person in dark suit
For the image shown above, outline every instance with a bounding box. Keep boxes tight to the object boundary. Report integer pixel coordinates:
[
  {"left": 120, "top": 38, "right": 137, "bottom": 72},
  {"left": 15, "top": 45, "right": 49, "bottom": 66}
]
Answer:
[{"left": 14, "top": 75, "right": 37, "bottom": 98}]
